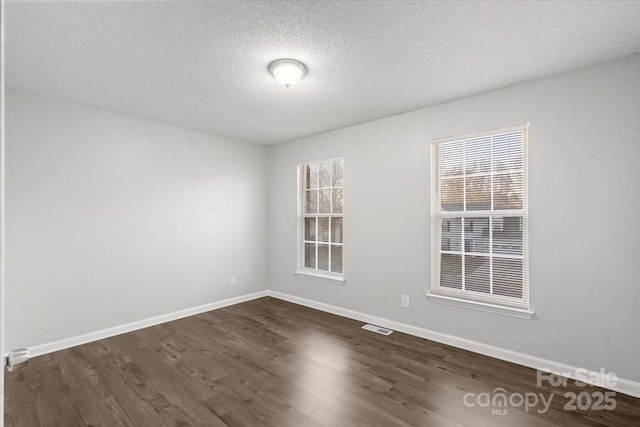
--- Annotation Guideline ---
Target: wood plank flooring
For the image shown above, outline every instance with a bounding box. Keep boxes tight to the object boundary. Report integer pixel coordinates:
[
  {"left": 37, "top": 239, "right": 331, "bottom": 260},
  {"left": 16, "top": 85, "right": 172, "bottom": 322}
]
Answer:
[{"left": 5, "top": 297, "right": 640, "bottom": 426}]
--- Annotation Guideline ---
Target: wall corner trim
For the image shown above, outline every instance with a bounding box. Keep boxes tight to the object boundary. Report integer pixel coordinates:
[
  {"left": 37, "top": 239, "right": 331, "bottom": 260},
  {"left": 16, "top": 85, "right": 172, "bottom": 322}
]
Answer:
[
  {"left": 266, "top": 290, "right": 640, "bottom": 399},
  {"left": 16, "top": 291, "right": 268, "bottom": 360}
]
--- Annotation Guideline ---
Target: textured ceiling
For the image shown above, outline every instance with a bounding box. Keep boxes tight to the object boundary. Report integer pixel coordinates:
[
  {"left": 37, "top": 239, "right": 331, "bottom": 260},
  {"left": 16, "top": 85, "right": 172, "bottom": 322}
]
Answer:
[{"left": 5, "top": 1, "right": 640, "bottom": 145}]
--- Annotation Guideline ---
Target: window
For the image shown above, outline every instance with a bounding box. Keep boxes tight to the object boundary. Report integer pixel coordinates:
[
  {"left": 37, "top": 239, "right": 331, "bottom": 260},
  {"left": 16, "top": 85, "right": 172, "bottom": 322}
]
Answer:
[
  {"left": 429, "top": 125, "right": 530, "bottom": 317},
  {"left": 297, "top": 158, "right": 344, "bottom": 281}
]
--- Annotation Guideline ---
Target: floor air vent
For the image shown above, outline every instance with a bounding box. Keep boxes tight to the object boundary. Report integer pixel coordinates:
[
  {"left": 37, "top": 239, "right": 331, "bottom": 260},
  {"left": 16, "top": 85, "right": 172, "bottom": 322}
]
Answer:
[{"left": 362, "top": 324, "right": 393, "bottom": 336}]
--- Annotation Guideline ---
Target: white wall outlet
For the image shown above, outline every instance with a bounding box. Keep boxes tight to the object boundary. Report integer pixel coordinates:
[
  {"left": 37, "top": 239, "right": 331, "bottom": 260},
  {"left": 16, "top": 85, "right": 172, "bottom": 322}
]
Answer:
[
  {"left": 230, "top": 276, "right": 236, "bottom": 285},
  {"left": 401, "top": 294, "right": 410, "bottom": 308}
]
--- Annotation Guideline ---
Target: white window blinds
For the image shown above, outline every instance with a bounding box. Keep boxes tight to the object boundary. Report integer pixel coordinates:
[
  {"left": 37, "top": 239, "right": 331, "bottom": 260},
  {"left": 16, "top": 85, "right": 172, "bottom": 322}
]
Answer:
[{"left": 431, "top": 125, "right": 529, "bottom": 309}]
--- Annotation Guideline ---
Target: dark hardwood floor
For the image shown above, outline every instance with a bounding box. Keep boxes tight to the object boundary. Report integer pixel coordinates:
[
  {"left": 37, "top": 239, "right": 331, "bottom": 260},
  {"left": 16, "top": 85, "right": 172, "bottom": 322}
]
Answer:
[{"left": 5, "top": 297, "right": 640, "bottom": 426}]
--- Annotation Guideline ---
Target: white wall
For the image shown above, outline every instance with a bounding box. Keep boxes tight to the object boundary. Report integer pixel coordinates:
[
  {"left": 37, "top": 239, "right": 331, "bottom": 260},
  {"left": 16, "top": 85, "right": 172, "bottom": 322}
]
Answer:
[
  {"left": 269, "top": 54, "right": 640, "bottom": 381},
  {"left": 5, "top": 89, "right": 269, "bottom": 351}
]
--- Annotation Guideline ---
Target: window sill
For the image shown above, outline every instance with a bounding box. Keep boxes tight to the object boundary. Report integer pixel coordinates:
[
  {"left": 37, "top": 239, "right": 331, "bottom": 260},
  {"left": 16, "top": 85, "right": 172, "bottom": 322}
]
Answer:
[
  {"left": 294, "top": 270, "right": 345, "bottom": 285},
  {"left": 426, "top": 293, "right": 534, "bottom": 320}
]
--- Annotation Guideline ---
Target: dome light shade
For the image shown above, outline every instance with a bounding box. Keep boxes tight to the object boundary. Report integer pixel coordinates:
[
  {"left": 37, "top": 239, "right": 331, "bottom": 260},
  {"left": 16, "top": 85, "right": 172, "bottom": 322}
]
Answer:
[{"left": 268, "top": 59, "right": 306, "bottom": 87}]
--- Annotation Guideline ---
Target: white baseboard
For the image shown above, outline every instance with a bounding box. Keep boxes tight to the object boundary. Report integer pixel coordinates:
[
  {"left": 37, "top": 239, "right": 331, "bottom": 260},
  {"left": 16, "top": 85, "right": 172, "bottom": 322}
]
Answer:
[
  {"left": 9, "top": 288, "right": 640, "bottom": 399},
  {"left": 266, "top": 290, "right": 640, "bottom": 399},
  {"left": 21, "top": 291, "right": 267, "bottom": 360}
]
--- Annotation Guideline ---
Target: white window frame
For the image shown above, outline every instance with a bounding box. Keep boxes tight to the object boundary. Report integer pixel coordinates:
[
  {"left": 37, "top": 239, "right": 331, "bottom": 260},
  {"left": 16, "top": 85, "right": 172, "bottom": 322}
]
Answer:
[
  {"left": 295, "top": 158, "right": 345, "bottom": 284},
  {"left": 427, "top": 125, "right": 532, "bottom": 319}
]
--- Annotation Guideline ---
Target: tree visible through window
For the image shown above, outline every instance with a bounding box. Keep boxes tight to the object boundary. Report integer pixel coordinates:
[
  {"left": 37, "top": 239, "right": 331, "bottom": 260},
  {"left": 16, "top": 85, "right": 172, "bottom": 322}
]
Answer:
[
  {"left": 299, "top": 158, "right": 343, "bottom": 276},
  {"left": 431, "top": 126, "right": 529, "bottom": 309}
]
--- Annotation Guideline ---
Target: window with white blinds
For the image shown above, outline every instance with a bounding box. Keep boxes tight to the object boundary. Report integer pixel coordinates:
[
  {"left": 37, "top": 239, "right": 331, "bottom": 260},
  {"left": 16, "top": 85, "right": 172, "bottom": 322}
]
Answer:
[
  {"left": 431, "top": 125, "right": 529, "bottom": 311},
  {"left": 298, "top": 158, "right": 344, "bottom": 279}
]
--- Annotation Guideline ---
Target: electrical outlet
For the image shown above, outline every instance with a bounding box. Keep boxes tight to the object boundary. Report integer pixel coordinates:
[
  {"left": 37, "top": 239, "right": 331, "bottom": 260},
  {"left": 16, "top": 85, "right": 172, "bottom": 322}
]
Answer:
[
  {"left": 230, "top": 276, "right": 236, "bottom": 285},
  {"left": 401, "top": 294, "right": 410, "bottom": 308}
]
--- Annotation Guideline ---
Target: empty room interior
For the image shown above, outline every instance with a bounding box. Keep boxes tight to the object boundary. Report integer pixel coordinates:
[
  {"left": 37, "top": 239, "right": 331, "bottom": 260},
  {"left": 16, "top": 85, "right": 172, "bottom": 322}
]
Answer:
[{"left": 2, "top": 1, "right": 640, "bottom": 426}]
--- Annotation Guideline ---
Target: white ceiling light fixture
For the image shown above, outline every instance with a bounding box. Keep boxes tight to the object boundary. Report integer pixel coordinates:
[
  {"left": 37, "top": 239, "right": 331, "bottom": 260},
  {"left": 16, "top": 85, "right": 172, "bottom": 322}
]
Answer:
[{"left": 268, "top": 59, "right": 307, "bottom": 88}]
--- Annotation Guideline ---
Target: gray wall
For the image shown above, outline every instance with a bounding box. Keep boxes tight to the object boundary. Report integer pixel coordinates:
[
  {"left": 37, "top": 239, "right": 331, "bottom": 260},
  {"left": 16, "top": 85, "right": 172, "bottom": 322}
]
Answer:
[
  {"left": 5, "top": 55, "right": 639, "bottom": 383},
  {"left": 268, "top": 54, "right": 640, "bottom": 381},
  {"left": 5, "top": 89, "right": 269, "bottom": 350}
]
